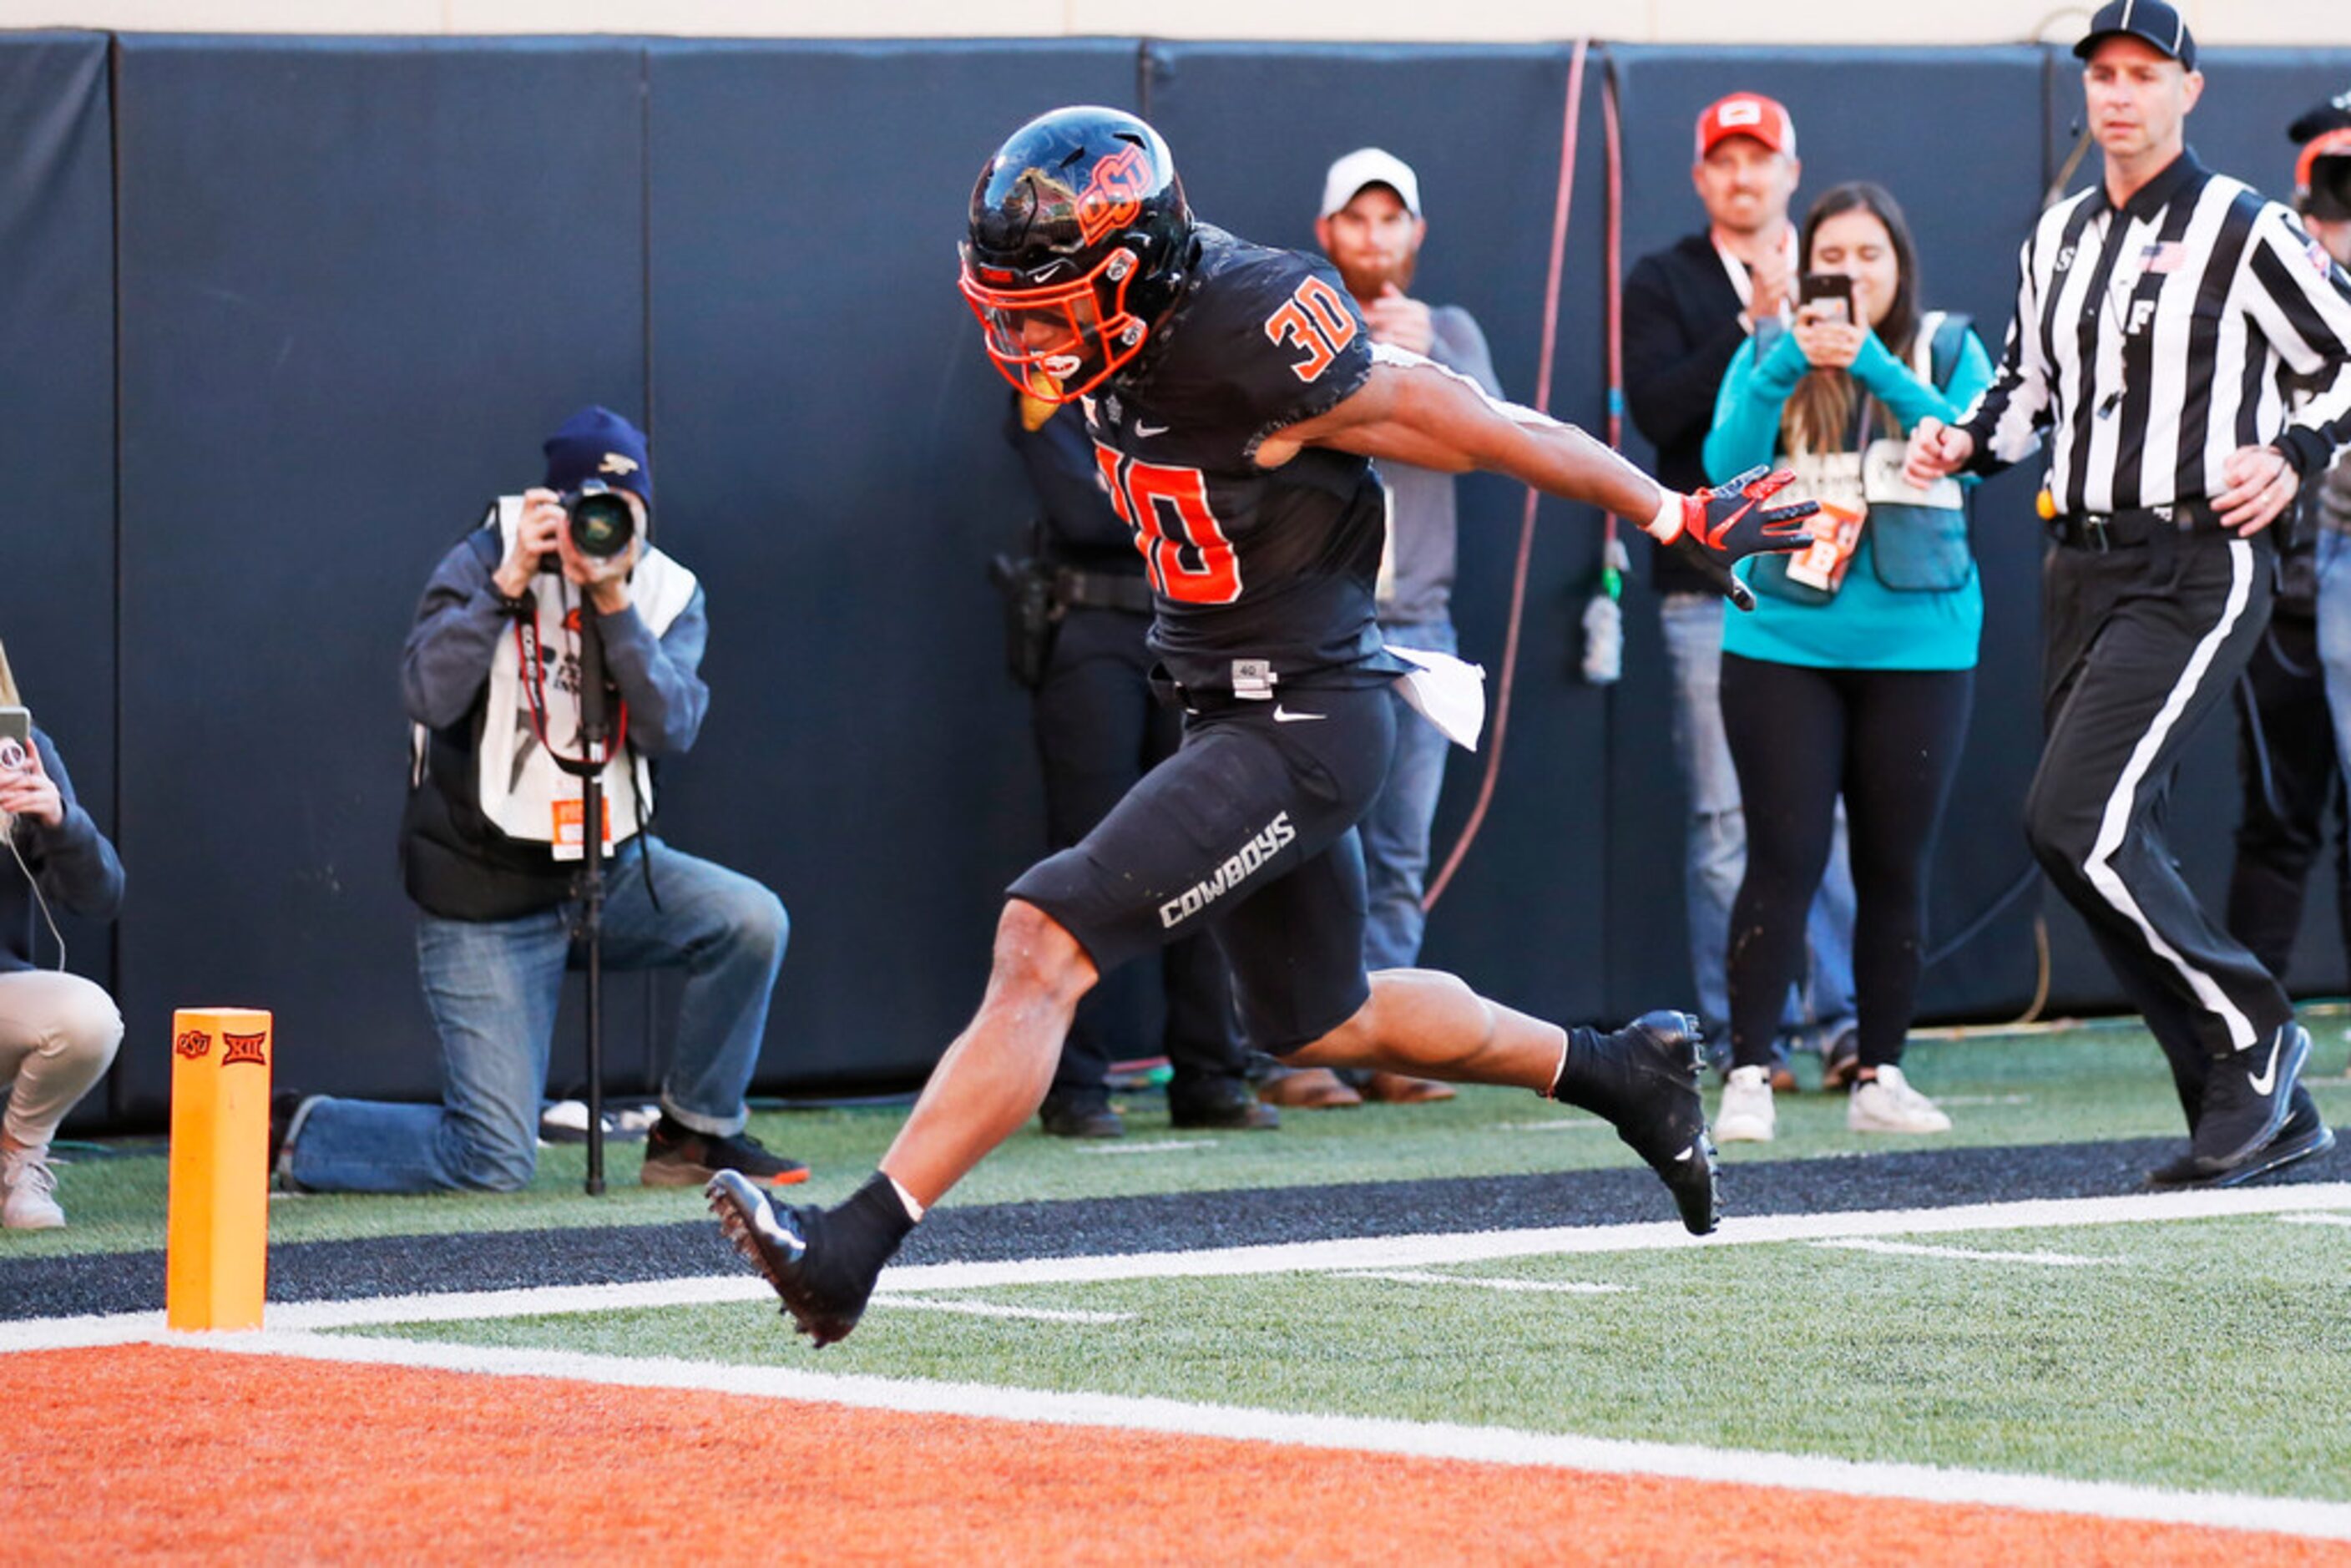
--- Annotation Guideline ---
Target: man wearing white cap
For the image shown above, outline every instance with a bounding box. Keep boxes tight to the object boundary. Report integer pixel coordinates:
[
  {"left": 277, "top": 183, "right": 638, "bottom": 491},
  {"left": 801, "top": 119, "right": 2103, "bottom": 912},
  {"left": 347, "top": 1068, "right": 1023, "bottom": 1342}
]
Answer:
[{"left": 1278, "top": 147, "right": 1500, "bottom": 1109}]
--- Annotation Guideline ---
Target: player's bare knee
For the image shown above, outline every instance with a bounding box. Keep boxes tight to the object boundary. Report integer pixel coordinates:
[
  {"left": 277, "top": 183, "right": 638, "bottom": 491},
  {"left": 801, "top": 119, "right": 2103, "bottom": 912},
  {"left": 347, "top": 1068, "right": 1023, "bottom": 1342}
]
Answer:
[{"left": 988, "top": 899, "right": 1096, "bottom": 1013}]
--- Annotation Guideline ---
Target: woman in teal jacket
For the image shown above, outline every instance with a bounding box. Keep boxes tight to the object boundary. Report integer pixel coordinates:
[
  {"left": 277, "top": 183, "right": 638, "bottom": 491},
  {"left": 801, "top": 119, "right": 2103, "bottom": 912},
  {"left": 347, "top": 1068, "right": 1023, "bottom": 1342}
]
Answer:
[{"left": 1701, "top": 181, "right": 1994, "bottom": 1145}]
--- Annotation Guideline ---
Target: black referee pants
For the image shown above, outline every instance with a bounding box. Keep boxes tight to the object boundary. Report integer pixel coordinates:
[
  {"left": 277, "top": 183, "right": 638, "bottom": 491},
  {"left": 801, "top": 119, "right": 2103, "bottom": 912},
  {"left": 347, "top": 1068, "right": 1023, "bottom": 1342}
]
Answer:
[{"left": 2026, "top": 529, "right": 2294, "bottom": 1125}]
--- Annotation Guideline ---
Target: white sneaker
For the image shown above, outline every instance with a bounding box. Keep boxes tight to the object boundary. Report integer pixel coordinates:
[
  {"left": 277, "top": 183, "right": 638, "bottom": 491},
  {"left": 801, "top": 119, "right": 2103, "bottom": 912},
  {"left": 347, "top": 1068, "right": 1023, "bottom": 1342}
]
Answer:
[
  {"left": 1, "top": 1146, "right": 66, "bottom": 1230},
  {"left": 1848, "top": 1065, "right": 1953, "bottom": 1134},
  {"left": 1715, "top": 1065, "right": 1777, "bottom": 1143}
]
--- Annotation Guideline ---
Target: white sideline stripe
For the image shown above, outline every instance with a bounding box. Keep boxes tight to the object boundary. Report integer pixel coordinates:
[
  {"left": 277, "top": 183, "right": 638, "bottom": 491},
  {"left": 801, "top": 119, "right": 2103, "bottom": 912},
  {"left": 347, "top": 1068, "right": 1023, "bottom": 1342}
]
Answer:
[
  {"left": 1813, "top": 1239, "right": 2112, "bottom": 1267},
  {"left": 2278, "top": 1212, "right": 2351, "bottom": 1227},
  {"left": 1494, "top": 1119, "right": 1607, "bottom": 1133},
  {"left": 1342, "top": 1269, "right": 1625, "bottom": 1295},
  {"left": 866, "top": 1297, "right": 1132, "bottom": 1325},
  {"left": 159, "top": 1327, "right": 2351, "bottom": 1541},
  {"left": 1074, "top": 1140, "right": 1219, "bottom": 1156},
  {"left": 6, "top": 1183, "right": 2349, "bottom": 1354},
  {"left": 1934, "top": 1095, "right": 2035, "bottom": 1107}
]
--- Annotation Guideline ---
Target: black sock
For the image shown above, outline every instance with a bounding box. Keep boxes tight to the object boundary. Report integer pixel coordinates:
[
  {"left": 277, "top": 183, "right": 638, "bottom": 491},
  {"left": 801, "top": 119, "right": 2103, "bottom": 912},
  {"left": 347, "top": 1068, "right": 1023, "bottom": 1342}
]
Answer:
[
  {"left": 827, "top": 1172, "right": 918, "bottom": 1271},
  {"left": 1549, "top": 1026, "right": 1612, "bottom": 1113}
]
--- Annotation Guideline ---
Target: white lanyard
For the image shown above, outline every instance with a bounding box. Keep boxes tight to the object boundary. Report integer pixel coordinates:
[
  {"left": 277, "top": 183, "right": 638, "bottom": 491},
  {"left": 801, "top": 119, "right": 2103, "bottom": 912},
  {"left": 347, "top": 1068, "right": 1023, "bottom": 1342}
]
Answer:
[{"left": 1711, "top": 227, "right": 1797, "bottom": 315}]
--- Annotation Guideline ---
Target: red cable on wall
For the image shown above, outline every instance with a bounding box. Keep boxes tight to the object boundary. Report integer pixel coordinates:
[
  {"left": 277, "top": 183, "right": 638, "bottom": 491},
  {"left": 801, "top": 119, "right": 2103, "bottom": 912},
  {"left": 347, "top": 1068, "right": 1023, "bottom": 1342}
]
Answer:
[{"left": 1423, "top": 39, "right": 1590, "bottom": 913}]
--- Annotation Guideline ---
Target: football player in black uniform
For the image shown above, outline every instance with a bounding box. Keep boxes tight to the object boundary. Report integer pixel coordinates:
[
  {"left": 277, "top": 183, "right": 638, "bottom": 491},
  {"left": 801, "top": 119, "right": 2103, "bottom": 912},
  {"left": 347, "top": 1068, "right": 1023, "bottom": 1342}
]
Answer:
[{"left": 709, "top": 106, "right": 1816, "bottom": 1347}]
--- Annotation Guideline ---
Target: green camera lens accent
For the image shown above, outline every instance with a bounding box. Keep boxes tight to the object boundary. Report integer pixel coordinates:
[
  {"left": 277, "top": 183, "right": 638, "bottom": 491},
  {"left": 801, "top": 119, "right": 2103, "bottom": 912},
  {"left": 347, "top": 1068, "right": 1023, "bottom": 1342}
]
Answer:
[{"left": 565, "top": 488, "right": 636, "bottom": 560}]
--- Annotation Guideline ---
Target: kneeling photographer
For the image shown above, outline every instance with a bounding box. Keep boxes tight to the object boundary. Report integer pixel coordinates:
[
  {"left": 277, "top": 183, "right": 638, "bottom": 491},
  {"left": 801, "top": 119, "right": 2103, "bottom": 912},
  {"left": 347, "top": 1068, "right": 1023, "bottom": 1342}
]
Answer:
[
  {"left": 276, "top": 406, "right": 804, "bottom": 1194},
  {"left": 0, "top": 643, "right": 125, "bottom": 1230}
]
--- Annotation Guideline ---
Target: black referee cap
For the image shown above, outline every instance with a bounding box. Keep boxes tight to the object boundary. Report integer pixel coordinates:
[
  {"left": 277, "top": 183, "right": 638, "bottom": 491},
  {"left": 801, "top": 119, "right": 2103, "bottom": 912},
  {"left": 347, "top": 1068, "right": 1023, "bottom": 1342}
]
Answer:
[
  {"left": 2074, "top": 0, "right": 2197, "bottom": 73},
  {"left": 2288, "top": 90, "right": 2351, "bottom": 146}
]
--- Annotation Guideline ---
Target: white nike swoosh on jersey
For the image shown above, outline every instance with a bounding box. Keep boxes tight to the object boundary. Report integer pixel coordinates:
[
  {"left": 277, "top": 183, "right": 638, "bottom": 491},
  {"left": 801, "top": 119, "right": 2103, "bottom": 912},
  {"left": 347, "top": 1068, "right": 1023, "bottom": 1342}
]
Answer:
[
  {"left": 2248, "top": 1033, "right": 2284, "bottom": 1095},
  {"left": 1272, "top": 706, "right": 1326, "bottom": 723},
  {"left": 1134, "top": 422, "right": 1170, "bottom": 438}
]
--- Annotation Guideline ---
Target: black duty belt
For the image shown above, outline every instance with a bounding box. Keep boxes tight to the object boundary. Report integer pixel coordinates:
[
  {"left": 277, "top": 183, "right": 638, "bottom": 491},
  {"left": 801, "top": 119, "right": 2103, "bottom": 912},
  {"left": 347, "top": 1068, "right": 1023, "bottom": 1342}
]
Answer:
[
  {"left": 1053, "top": 567, "right": 1155, "bottom": 615},
  {"left": 2045, "top": 499, "right": 2226, "bottom": 552}
]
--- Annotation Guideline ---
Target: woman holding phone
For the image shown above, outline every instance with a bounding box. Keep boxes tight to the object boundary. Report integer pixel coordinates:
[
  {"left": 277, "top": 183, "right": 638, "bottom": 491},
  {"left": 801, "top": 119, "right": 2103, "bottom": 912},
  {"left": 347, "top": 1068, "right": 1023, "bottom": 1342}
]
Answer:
[
  {"left": 1701, "top": 182, "right": 1994, "bottom": 1143},
  {"left": 0, "top": 640, "right": 124, "bottom": 1229}
]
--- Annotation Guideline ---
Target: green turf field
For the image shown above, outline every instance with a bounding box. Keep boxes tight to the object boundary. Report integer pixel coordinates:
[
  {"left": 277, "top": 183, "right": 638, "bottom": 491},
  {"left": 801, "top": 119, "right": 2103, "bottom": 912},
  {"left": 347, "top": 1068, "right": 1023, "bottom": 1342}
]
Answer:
[
  {"left": 355, "top": 1204, "right": 2351, "bottom": 1499},
  {"left": 9, "top": 1017, "right": 2351, "bottom": 1260}
]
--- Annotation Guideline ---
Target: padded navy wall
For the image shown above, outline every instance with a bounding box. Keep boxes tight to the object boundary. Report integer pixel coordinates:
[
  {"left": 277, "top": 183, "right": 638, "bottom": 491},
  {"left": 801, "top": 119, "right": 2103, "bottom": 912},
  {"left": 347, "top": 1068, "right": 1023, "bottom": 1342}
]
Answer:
[
  {"left": 36, "top": 38, "right": 2351, "bottom": 1124},
  {"left": 0, "top": 35, "right": 116, "bottom": 1116},
  {"left": 640, "top": 40, "right": 1138, "bottom": 1088},
  {"left": 111, "top": 38, "right": 654, "bottom": 1119}
]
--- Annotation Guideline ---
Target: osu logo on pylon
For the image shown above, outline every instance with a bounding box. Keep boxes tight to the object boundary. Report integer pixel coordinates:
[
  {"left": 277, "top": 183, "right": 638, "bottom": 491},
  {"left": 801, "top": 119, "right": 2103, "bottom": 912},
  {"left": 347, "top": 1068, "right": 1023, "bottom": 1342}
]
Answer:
[
  {"left": 174, "top": 1029, "right": 212, "bottom": 1060},
  {"left": 1075, "top": 146, "right": 1150, "bottom": 245},
  {"left": 222, "top": 1031, "right": 268, "bottom": 1066}
]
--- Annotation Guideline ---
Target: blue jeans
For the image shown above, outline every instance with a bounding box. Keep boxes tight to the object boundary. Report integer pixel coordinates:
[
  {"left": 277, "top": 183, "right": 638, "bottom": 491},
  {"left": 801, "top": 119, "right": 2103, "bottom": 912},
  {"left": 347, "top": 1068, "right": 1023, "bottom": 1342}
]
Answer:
[
  {"left": 2315, "top": 528, "right": 2351, "bottom": 788},
  {"left": 1361, "top": 617, "right": 1457, "bottom": 970},
  {"left": 289, "top": 837, "right": 787, "bottom": 1193},
  {"left": 1658, "top": 593, "right": 1857, "bottom": 1050}
]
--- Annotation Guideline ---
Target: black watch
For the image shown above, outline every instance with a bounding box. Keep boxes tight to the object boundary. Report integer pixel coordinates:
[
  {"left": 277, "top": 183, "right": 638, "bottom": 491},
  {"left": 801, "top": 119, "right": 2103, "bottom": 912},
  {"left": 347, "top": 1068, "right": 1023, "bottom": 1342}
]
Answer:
[{"left": 492, "top": 584, "right": 532, "bottom": 620}]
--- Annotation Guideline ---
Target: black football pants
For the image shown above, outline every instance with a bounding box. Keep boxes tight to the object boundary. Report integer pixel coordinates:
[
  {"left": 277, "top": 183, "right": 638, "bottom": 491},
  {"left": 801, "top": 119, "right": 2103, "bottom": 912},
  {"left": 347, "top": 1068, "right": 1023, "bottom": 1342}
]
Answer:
[
  {"left": 2226, "top": 607, "right": 2351, "bottom": 984},
  {"left": 2026, "top": 529, "right": 2293, "bottom": 1126},
  {"left": 1031, "top": 604, "right": 1246, "bottom": 1100}
]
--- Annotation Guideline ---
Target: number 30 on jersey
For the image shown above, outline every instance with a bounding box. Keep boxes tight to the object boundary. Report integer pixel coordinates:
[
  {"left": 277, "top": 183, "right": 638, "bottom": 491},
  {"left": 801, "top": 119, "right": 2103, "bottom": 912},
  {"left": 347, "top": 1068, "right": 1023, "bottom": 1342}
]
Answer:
[{"left": 1093, "top": 447, "right": 1241, "bottom": 604}]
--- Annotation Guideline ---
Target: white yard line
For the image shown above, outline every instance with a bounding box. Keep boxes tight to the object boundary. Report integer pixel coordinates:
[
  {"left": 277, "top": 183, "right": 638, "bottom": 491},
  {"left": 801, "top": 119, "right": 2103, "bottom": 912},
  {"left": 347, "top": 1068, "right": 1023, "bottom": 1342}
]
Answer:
[
  {"left": 2278, "top": 1211, "right": 2351, "bottom": 1228},
  {"left": 8, "top": 1183, "right": 2348, "bottom": 1353},
  {"left": 1073, "top": 1140, "right": 1219, "bottom": 1156},
  {"left": 1492, "top": 1119, "right": 1607, "bottom": 1132},
  {"left": 1812, "top": 1238, "right": 2112, "bottom": 1267},
  {"left": 864, "top": 1297, "right": 1133, "bottom": 1325},
  {"left": 1340, "top": 1269, "right": 1625, "bottom": 1294},
  {"left": 143, "top": 1327, "right": 2351, "bottom": 1541}
]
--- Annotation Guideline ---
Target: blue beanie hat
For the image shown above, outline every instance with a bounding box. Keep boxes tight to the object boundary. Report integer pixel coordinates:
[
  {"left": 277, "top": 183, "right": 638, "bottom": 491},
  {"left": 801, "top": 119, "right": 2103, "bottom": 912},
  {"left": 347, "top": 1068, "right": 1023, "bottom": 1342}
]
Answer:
[{"left": 543, "top": 406, "right": 651, "bottom": 502}]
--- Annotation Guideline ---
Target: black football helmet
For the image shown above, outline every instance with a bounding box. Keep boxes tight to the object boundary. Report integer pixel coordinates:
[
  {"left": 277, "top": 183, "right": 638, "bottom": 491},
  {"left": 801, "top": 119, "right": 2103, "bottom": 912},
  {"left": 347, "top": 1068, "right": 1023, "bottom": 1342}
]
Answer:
[
  {"left": 958, "top": 106, "right": 1194, "bottom": 403},
  {"left": 2298, "top": 127, "right": 2351, "bottom": 223}
]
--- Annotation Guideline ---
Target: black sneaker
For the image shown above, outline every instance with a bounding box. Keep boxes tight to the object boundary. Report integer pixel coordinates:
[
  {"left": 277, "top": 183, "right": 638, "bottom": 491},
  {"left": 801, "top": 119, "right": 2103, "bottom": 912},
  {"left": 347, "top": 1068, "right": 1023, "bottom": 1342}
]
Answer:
[
  {"left": 1554, "top": 1009, "right": 1719, "bottom": 1236},
  {"left": 2146, "top": 1085, "right": 2335, "bottom": 1191},
  {"left": 641, "top": 1116, "right": 808, "bottom": 1189},
  {"left": 1167, "top": 1077, "right": 1281, "bottom": 1131},
  {"left": 707, "top": 1171, "right": 910, "bottom": 1348},
  {"left": 1039, "top": 1092, "right": 1126, "bottom": 1140},
  {"left": 2187, "top": 1022, "right": 2312, "bottom": 1176}
]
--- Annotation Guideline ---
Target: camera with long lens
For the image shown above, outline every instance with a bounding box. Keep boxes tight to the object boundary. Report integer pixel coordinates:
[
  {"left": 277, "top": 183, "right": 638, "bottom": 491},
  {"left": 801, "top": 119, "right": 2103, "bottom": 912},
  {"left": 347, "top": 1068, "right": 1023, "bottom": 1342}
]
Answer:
[{"left": 561, "top": 480, "right": 638, "bottom": 562}]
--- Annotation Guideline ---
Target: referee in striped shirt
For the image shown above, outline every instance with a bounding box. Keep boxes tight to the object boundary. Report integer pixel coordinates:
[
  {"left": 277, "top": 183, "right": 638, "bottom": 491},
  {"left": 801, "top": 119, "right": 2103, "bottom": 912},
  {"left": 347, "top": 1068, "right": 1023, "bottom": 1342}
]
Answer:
[{"left": 1908, "top": 0, "right": 2351, "bottom": 1188}]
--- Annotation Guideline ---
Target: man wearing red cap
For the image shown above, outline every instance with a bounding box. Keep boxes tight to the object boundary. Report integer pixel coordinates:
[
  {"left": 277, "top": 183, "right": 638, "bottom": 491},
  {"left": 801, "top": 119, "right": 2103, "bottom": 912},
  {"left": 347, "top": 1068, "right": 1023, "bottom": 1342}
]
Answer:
[{"left": 1624, "top": 92, "right": 1859, "bottom": 1092}]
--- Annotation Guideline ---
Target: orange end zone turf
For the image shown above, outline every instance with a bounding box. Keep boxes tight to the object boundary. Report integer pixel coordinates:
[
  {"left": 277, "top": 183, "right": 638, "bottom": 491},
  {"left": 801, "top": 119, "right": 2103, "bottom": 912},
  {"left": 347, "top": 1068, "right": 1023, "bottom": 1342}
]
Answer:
[{"left": 13, "top": 1344, "right": 2351, "bottom": 1565}]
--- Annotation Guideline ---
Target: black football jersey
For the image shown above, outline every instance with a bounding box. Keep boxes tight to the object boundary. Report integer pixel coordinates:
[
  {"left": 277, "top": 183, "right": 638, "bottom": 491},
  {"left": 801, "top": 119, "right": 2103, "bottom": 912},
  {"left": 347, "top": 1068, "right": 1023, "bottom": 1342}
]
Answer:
[{"left": 1082, "top": 224, "right": 1405, "bottom": 695}]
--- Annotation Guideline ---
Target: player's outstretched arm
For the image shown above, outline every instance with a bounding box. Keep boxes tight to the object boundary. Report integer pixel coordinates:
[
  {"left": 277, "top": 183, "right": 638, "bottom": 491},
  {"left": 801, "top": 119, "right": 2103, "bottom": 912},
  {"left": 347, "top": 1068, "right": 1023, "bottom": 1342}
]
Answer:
[{"left": 1266, "top": 356, "right": 1816, "bottom": 607}]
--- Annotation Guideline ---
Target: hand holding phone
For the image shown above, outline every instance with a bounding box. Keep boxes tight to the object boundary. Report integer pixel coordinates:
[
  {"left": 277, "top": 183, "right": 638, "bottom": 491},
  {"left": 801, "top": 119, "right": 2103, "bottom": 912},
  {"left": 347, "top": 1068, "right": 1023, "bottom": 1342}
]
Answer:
[
  {"left": 0, "top": 706, "right": 28, "bottom": 773},
  {"left": 1797, "top": 272, "right": 1853, "bottom": 323},
  {"left": 1793, "top": 273, "right": 1863, "bottom": 370},
  {"left": 0, "top": 706, "right": 62, "bottom": 827}
]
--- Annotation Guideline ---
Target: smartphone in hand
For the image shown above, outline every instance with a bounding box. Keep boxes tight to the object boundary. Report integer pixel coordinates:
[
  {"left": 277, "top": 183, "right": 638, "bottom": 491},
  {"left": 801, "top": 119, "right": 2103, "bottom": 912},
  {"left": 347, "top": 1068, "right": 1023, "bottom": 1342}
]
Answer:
[
  {"left": 1798, "top": 272, "right": 1854, "bottom": 323},
  {"left": 0, "top": 706, "right": 28, "bottom": 772}
]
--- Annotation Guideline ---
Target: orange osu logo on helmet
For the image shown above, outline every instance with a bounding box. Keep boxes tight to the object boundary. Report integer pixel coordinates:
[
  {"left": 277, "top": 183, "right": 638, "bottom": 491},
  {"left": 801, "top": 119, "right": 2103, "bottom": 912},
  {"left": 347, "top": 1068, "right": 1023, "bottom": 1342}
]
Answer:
[
  {"left": 1076, "top": 145, "right": 1150, "bottom": 245},
  {"left": 174, "top": 1029, "right": 212, "bottom": 1060}
]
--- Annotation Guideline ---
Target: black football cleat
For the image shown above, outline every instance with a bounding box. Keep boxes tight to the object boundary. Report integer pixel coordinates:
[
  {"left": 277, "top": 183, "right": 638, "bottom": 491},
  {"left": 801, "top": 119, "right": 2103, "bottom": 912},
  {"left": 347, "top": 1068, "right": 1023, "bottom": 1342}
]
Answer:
[
  {"left": 706, "top": 1171, "right": 876, "bottom": 1348},
  {"left": 2186, "top": 1022, "right": 2313, "bottom": 1177},
  {"left": 1555, "top": 1009, "right": 1720, "bottom": 1236},
  {"left": 2146, "top": 1085, "right": 2336, "bottom": 1191}
]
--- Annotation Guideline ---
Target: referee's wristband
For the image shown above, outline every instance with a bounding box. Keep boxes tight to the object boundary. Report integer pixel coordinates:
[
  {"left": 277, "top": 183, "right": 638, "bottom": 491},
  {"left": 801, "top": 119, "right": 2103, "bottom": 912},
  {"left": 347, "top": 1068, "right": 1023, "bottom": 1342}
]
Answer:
[{"left": 2273, "top": 429, "right": 2326, "bottom": 479}]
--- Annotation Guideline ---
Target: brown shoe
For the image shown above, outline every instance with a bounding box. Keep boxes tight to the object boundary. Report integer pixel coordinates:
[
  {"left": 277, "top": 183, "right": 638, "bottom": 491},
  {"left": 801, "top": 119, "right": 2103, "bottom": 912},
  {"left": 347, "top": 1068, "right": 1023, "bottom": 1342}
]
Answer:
[
  {"left": 1359, "top": 1071, "right": 1457, "bottom": 1104},
  {"left": 1818, "top": 1029, "right": 1861, "bottom": 1093},
  {"left": 1255, "top": 1067, "right": 1363, "bottom": 1109}
]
